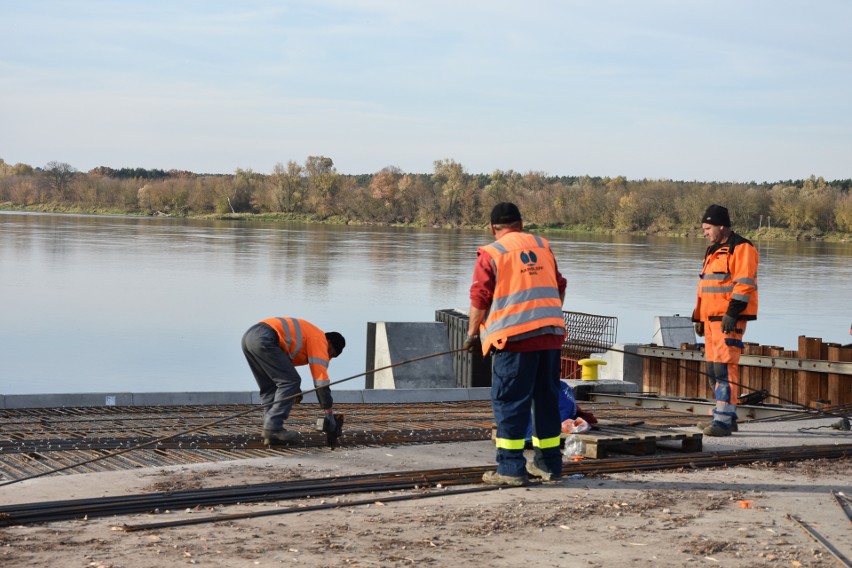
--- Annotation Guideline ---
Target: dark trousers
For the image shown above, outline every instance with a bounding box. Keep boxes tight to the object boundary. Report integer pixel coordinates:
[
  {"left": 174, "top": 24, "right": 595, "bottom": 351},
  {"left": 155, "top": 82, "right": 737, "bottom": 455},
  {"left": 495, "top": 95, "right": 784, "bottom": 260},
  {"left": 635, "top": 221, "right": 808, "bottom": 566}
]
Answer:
[
  {"left": 241, "top": 323, "right": 301, "bottom": 431},
  {"left": 491, "top": 348, "right": 562, "bottom": 477}
]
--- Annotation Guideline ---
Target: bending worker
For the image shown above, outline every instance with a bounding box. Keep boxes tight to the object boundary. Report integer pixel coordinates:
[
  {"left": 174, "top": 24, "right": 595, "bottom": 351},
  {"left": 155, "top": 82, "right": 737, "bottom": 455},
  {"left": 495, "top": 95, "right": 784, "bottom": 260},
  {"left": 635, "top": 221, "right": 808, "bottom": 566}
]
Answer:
[
  {"left": 692, "top": 204, "right": 759, "bottom": 437},
  {"left": 464, "top": 202, "right": 567, "bottom": 486},
  {"left": 242, "top": 316, "right": 345, "bottom": 445}
]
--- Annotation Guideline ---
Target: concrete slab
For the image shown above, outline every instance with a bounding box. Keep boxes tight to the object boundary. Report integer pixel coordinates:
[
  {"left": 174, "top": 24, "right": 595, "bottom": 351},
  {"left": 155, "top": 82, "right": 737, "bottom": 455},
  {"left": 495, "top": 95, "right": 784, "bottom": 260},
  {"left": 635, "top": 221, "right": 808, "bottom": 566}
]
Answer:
[
  {"left": 1, "top": 392, "right": 135, "bottom": 409},
  {"left": 130, "top": 392, "right": 254, "bottom": 406},
  {"left": 652, "top": 315, "right": 695, "bottom": 347},
  {"left": 594, "top": 343, "right": 644, "bottom": 387},
  {"left": 361, "top": 388, "right": 490, "bottom": 403},
  {"left": 567, "top": 378, "right": 641, "bottom": 394},
  {"left": 367, "top": 321, "right": 456, "bottom": 389}
]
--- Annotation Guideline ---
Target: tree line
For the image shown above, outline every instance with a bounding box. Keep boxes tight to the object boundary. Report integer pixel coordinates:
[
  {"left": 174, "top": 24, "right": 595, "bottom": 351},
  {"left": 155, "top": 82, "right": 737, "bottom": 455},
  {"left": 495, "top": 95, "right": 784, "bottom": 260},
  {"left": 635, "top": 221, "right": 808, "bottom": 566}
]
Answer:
[{"left": 1, "top": 157, "right": 850, "bottom": 235}]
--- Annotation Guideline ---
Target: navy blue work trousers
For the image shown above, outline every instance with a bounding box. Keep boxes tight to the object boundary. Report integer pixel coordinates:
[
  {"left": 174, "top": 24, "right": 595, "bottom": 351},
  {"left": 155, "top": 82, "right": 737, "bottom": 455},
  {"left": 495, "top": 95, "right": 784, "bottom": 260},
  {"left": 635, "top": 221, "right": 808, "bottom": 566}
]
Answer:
[{"left": 491, "top": 348, "right": 562, "bottom": 477}]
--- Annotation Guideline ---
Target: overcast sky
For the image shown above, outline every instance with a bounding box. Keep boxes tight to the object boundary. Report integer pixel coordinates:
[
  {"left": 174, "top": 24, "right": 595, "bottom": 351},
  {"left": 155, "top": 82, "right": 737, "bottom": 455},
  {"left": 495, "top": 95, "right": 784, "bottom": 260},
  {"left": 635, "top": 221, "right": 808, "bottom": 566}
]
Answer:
[{"left": 2, "top": 1, "right": 850, "bottom": 182}]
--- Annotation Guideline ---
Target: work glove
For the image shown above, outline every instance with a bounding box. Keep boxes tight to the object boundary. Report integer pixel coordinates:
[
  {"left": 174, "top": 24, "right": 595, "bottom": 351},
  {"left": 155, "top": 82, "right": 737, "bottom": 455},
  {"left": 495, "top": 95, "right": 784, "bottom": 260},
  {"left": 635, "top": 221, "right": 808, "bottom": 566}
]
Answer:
[
  {"left": 721, "top": 315, "right": 737, "bottom": 334},
  {"left": 462, "top": 334, "right": 481, "bottom": 354},
  {"left": 694, "top": 322, "right": 704, "bottom": 337},
  {"left": 323, "top": 412, "right": 337, "bottom": 433},
  {"left": 321, "top": 413, "right": 344, "bottom": 447}
]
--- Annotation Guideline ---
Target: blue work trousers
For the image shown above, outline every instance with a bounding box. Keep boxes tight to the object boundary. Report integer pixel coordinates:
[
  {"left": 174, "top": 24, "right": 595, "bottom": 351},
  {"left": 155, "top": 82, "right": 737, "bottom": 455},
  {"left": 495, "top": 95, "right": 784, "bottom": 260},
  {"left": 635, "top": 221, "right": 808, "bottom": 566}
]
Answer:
[{"left": 491, "top": 348, "right": 562, "bottom": 477}]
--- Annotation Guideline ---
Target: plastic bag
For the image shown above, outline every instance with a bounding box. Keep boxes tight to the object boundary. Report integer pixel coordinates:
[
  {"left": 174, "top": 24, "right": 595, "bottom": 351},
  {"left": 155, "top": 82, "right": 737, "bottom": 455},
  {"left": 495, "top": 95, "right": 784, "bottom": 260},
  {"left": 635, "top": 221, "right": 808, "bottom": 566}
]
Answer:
[
  {"left": 525, "top": 380, "right": 578, "bottom": 442},
  {"left": 560, "top": 416, "right": 590, "bottom": 434},
  {"left": 563, "top": 434, "right": 585, "bottom": 457},
  {"left": 558, "top": 381, "right": 576, "bottom": 422}
]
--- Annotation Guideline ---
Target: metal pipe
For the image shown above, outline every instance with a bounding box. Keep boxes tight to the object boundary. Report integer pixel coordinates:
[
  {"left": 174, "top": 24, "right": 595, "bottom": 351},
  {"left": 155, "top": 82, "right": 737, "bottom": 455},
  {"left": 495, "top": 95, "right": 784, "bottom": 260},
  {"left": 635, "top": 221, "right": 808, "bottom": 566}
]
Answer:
[{"left": 787, "top": 514, "right": 852, "bottom": 567}]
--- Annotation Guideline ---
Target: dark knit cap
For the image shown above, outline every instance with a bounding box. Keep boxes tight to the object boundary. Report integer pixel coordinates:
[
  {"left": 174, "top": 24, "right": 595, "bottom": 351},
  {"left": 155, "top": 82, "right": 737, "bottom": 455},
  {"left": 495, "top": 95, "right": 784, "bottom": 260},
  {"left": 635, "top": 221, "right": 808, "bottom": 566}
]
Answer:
[
  {"left": 701, "top": 204, "right": 731, "bottom": 227},
  {"left": 490, "top": 202, "right": 522, "bottom": 224},
  {"left": 325, "top": 332, "right": 345, "bottom": 356}
]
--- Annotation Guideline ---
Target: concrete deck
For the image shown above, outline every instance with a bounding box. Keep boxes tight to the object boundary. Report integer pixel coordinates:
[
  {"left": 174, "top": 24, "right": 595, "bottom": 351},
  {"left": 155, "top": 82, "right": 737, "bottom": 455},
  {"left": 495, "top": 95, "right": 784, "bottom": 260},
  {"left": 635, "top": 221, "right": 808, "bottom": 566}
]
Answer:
[{"left": 0, "top": 379, "right": 639, "bottom": 409}]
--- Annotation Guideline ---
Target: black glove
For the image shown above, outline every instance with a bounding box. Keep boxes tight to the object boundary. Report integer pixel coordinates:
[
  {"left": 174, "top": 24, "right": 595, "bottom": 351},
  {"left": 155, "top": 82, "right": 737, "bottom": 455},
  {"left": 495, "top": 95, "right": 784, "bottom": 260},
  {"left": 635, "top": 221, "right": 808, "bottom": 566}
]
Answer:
[
  {"left": 323, "top": 413, "right": 337, "bottom": 433},
  {"left": 694, "top": 322, "right": 704, "bottom": 337},
  {"left": 721, "top": 315, "right": 737, "bottom": 333},
  {"left": 316, "top": 386, "right": 333, "bottom": 410},
  {"left": 322, "top": 413, "right": 344, "bottom": 447},
  {"left": 462, "top": 334, "right": 481, "bottom": 354}
]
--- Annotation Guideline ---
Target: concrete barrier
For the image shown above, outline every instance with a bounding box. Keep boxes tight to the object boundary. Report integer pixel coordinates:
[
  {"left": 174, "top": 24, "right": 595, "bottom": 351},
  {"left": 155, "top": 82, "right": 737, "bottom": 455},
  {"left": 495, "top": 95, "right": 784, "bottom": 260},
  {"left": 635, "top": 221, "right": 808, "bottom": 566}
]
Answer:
[{"left": 365, "top": 321, "right": 456, "bottom": 389}]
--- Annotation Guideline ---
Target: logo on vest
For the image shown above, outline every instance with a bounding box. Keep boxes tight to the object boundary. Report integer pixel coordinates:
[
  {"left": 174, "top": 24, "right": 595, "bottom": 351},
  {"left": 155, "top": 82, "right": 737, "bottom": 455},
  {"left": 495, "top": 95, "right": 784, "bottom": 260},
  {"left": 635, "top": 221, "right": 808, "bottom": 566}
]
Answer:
[
  {"left": 519, "top": 250, "right": 543, "bottom": 275},
  {"left": 520, "top": 250, "right": 538, "bottom": 265}
]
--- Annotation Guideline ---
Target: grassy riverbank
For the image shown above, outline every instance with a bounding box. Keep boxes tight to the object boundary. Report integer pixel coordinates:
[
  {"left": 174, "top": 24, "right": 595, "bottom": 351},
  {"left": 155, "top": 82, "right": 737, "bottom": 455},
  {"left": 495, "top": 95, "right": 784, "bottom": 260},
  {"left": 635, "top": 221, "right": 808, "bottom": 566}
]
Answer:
[{"left": 2, "top": 202, "right": 850, "bottom": 242}]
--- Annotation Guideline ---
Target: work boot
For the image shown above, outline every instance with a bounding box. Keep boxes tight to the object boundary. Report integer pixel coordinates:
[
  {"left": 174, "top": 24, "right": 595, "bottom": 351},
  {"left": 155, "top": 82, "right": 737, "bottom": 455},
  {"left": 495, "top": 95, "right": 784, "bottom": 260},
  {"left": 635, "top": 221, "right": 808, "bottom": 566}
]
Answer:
[
  {"left": 262, "top": 428, "right": 300, "bottom": 445},
  {"left": 482, "top": 471, "right": 527, "bottom": 487},
  {"left": 697, "top": 418, "right": 738, "bottom": 432},
  {"left": 702, "top": 422, "right": 732, "bottom": 437},
  {"left": 526, "top": 461, "right": 560, "bottom": 481}
]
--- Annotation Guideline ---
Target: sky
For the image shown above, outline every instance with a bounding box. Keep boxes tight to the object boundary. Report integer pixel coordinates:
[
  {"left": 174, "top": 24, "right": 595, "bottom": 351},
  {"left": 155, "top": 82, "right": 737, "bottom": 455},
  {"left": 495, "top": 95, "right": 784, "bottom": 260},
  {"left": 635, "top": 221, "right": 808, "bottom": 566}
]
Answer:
[{"left": 2, "top": 1, "right": 851, "bottom": 183}]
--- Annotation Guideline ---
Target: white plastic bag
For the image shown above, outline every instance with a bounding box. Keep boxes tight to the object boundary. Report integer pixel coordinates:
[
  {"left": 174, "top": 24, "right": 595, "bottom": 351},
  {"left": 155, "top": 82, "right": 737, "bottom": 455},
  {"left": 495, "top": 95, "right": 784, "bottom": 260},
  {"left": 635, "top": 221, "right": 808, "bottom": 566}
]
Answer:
[
  {"left": 560, "top": 416, "right": 590, "bottom": 434},
  {"left": 563, "top": 434, "right": 585, "bottom": 457}
]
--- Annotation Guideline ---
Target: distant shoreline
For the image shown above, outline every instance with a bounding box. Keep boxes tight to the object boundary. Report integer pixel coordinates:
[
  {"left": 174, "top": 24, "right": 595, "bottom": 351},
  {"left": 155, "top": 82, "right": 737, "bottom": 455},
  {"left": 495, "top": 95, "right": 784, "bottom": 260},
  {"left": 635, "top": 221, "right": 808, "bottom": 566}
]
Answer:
[{"left": 2, "top": 203, "right": 849, "bottom": 242}]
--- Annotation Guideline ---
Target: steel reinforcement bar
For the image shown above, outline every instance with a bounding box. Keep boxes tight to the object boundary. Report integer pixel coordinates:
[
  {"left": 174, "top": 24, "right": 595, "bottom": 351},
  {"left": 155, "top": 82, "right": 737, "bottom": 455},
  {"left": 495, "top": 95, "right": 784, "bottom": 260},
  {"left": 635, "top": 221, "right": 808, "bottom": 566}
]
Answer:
[{"left": 1, "top": 443, "right": 849, "bottom": 528}]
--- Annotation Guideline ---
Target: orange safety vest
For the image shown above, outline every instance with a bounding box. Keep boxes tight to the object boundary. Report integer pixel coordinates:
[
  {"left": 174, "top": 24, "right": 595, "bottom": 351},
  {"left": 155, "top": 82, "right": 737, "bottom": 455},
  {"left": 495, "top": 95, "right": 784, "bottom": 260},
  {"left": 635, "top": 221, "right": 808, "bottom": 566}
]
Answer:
[
  {"left": 693, "top": 234, "right": 759, "bottom": 322},
  {"left": 260, "top": 317, "right": 332, "bottom": 388},
  {"left": 478, "top": 232, "right": 565, "bottom": 355}
]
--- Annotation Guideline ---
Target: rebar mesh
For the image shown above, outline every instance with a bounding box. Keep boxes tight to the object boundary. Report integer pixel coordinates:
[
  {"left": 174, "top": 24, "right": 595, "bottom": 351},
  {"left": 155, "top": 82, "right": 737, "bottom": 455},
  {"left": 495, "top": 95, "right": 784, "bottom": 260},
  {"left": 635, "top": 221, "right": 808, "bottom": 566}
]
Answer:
[{"left": 561, "top": 311, "right": 618, "bottom": 360}]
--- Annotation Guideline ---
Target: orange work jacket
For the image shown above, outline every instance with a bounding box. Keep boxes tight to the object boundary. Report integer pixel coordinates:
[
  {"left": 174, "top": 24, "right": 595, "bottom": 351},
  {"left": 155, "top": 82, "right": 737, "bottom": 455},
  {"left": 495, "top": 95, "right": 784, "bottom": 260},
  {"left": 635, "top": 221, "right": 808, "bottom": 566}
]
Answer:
[
  {"left": 261, "top": 317, "right": 332, "bottom": 388},
  {"left": 478, "top": 232, "right": 565, "bottom": 355},
  {"left": 693, "top": 233, "right": 759, "bottom": 322}
]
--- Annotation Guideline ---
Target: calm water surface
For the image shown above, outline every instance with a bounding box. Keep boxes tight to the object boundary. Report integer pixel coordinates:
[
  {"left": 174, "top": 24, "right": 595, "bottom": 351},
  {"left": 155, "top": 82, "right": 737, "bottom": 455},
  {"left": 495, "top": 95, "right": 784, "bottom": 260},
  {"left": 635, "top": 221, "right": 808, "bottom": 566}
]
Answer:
[{"left": 1, "top": 211, "right": 850, "bottom": 395}]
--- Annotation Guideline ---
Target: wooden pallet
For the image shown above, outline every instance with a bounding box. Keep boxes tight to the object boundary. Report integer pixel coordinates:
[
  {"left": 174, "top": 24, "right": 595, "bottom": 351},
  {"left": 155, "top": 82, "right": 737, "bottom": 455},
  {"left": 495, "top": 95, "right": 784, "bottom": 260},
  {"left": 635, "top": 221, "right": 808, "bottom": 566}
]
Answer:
[
  {"left": 566, "top": 423, "right": 703, "bottom": 459},
  {"left": 490, "top": 421, "right": 703, "bottom": 459}
]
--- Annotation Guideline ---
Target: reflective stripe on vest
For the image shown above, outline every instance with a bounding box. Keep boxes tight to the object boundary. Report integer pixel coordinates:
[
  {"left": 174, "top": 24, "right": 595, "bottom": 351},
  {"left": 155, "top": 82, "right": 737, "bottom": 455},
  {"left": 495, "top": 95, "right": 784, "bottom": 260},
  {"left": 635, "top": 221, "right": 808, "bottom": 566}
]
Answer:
[
  {"left": 261, "top": 317, "right": 332, "bottom": 385},
  {"left": 274, "top": 317, "right": 303, "bottom": 358}
]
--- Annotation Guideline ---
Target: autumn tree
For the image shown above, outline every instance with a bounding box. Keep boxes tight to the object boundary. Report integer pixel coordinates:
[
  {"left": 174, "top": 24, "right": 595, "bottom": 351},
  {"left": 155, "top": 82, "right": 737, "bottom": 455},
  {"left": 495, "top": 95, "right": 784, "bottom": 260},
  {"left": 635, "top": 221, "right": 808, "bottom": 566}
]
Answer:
[
  {"left": 369, "top": 166, "right": 405, "bottom": 222},
  {"left": 305, "top": 156, "right": 338, "bottom": 217},
  {"left": 800, "top": 175, "right": 837, "bottom": 231},
  {"left": 835, "top": 191, "right": 852, "bottom": 232},
  {"left": 431, "top": 159, "right": 468, "bottom": 224},
  {"left": 213, "top": 169, "right": 258, "bottom": 214},
  {"left": 270, "top": 161, "right": 304, "bottom": 213},
  {"left": 42, "top": 161, "right": 77, "bottom": 201}
]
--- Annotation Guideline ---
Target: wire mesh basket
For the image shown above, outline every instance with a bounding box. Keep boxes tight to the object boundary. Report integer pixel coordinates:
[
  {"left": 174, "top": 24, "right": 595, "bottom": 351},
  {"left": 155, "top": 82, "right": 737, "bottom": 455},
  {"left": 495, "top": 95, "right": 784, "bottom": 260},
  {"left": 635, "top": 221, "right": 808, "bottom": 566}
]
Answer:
[{"left": 561, "top": 311, "right": 618, "bottom": 360}]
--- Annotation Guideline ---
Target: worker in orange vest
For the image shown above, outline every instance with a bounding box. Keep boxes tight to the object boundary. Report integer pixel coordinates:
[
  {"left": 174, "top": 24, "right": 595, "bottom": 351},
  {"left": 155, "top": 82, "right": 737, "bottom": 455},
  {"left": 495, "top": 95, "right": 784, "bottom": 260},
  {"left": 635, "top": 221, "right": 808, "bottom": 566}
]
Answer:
[
  {"left": 464, "top": 202, "right": 567, "bottom": 486},
  {"left": 692, "top": 204, "right": 759, "bottom": 437},
  {"left": 242, "top": 317, "right": 345, "bottom": 445}
]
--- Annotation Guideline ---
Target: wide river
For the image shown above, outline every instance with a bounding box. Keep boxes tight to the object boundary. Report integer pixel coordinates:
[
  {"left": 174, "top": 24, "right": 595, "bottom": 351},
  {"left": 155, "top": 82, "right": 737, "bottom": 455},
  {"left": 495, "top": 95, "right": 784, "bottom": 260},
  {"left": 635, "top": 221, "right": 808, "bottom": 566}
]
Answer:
[{"left": 1, "top": 211, "right": 850, "bottom": 395}]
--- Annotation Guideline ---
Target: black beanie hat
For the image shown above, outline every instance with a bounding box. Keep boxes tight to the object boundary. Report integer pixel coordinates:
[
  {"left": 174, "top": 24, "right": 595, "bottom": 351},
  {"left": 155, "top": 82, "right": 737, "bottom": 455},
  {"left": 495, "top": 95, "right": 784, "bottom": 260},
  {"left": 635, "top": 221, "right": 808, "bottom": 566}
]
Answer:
[
  {"left": 325, "top": 332, "right": 345, "bottom": 356},
  {"left": 701, "top": 204, "right": 731, "bottom": 227},
  {"left": 490, "top": 202, "right": 522, "bottom": 224}
]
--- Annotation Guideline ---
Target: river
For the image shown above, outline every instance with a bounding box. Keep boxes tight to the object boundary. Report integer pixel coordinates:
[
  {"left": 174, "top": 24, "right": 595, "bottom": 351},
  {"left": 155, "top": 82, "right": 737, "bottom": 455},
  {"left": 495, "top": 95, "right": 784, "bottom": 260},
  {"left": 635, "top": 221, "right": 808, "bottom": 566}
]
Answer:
[{"left": 1, "top": 211, "right": 849, "bottom": 395}]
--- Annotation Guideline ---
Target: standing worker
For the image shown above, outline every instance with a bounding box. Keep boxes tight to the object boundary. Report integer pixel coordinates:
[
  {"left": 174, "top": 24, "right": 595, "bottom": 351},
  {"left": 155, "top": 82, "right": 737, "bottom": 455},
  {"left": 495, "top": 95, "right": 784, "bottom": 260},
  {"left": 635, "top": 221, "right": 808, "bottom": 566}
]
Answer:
[
  {"left": 464, "top": 202, "right": 567, "bottom": 486},
  {"left": 242, "top": 317, "right": 345, "bottom": 445},
  {"left": 692, "top": 204, "right": 759, "bottom": 437}
]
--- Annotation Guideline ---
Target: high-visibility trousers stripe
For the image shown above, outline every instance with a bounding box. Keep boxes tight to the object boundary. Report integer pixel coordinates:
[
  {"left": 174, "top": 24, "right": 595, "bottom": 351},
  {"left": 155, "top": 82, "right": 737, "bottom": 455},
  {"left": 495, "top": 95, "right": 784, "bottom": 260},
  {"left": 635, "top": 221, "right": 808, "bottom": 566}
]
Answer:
[
  {"left": 495, "top": 437, "right": 526, "bottom": 450},
  {"left": 532, "top": 435, "right": 562, "bottom": 449}
]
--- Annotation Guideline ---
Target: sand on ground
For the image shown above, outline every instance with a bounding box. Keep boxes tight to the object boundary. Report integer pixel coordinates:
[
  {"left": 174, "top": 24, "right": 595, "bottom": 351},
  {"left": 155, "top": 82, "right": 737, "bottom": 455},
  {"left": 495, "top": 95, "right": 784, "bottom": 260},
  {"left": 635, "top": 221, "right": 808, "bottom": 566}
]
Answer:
[{"left": 1, "top": 419, "right": 851, "bottom": 567}]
